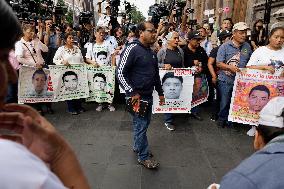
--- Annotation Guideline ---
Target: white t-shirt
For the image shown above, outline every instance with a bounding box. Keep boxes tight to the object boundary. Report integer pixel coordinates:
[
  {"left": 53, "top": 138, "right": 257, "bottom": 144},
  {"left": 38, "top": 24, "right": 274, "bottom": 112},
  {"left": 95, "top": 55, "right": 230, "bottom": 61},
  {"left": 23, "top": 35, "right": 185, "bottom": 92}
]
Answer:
[
  {"left": 0, "top": 139, "right": 66, "bottom": 189},
  {"left": 53, "top": 45, "right": 84, "bottom": 65},
  {"left": 85, "top": 41, "right": 114, "bottom": 67},
  {"left": 105, "top": 35, "right": 118, "bottom": 50},
  {"left": 247, "top": 46, "right": 284, "bottom": 76}
]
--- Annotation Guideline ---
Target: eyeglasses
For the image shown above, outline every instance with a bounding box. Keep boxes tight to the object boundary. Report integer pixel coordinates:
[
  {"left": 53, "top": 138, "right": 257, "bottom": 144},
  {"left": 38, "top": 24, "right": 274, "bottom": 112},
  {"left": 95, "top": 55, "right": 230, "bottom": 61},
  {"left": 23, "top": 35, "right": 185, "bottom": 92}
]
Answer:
[{"left": 145, "top": 29, "right": 157, "bottom": 33}]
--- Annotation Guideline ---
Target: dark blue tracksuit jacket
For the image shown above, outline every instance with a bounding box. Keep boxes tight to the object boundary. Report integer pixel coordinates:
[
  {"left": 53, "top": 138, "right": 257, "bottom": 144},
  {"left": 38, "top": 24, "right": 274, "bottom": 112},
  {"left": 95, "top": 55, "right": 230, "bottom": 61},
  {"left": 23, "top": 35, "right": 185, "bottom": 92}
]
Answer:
[{"left": 116, "top": 40, "right": 163, "bottom": 97}]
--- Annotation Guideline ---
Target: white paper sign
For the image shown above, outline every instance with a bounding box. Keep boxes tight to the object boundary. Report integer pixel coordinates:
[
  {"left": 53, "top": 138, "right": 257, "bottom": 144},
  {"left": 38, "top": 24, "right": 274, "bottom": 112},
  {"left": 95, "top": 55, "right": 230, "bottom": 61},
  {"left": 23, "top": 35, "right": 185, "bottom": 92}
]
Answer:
[
  {"left": 153, "top": 68, "right": 194, "bottom": 113},
  {"left": 49, "top": 64, "right": 89, "bottom": 101}
]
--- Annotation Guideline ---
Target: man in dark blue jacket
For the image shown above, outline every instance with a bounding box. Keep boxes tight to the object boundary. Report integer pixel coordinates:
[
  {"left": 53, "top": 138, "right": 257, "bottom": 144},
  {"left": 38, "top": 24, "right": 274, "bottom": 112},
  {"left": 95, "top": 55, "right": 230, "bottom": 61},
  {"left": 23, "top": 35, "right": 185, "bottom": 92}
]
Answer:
[{"left": 117, "top": 21, "right": 164, "bottom": 169}]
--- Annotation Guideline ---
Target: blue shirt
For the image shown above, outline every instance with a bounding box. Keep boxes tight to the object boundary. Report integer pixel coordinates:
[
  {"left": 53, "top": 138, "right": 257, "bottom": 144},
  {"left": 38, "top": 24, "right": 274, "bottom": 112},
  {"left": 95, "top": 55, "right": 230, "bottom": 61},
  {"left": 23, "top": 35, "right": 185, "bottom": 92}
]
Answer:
[
  {"left": 216, "top": 40, "right": 252, "bottom": 84},
  {"left": 43, "top": 32, "right": 60, "bottom": 49},
  {"left": 220, "top": 134, "right": 284, "bottom": 189}
]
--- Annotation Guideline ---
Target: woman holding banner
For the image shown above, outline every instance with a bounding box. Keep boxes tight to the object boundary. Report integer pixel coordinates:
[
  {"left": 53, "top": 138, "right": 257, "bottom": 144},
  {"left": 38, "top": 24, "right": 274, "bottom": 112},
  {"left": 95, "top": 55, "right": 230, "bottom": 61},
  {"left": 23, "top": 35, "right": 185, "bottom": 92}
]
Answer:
[
  {"left": 85, "top": 26, "right": 116, "bottom": 112},
  {"left": 53, "top": 34, "right": 86, "bottom": 115},
  {"left": 246, "top": 26, "right": 284, "bottom": 136},
  {"left": 15, "top": 24, "right": 52, "bottom": 115},
  {"left": 157, "top": 31, "right": 184, "bottom": 131}
]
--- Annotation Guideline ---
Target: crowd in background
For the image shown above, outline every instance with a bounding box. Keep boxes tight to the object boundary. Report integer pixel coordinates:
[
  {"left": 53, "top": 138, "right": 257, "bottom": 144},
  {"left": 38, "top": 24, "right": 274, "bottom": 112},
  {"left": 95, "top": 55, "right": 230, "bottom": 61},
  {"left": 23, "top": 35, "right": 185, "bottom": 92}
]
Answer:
[
  {"left": 1, "top": 0, "right": 284, "bottom": 188},
  {"left": 7, "top": 0, "right": 284, "bottom": 131}
]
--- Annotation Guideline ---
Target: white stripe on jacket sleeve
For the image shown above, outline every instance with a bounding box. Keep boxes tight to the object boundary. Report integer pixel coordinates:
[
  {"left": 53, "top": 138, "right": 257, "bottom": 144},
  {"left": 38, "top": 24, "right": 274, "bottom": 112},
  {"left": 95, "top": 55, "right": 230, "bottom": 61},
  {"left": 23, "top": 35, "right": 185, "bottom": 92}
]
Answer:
[{"left": 117, "top": 44, "right": 137, "bottom": 93}]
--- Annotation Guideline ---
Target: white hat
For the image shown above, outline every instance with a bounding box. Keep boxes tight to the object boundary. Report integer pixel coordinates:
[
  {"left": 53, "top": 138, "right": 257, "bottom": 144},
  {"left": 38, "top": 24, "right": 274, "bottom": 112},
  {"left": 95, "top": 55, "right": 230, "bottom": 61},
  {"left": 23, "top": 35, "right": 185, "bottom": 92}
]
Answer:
[
  {"left": 232, "top": 22, "right": 249, "bottom": 32},
  {"left": 259, "top": 97, "right": 284, "bottom": 128}
]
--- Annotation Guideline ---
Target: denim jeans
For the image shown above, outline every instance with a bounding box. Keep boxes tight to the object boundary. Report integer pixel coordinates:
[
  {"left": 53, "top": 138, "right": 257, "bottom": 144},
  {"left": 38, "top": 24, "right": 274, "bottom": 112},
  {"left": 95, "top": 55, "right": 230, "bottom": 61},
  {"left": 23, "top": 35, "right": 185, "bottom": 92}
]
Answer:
[
  {"left": 66, "top": 99, "right": 82, "bottom": 112},
  {"left": 128, "top": 96, "right": 152, "bottom": 161},
  {"left": 213, "top": 82, "right": 221, "bottom": 115},
  {"left": 164, "top": 113, "right": 173, "bottom": 124},
  {"left": 218, "top": 80, "right": 234, "bottom": 122},
  {"left": 191, "top": 106, "right": 199, "bottom": 114}
]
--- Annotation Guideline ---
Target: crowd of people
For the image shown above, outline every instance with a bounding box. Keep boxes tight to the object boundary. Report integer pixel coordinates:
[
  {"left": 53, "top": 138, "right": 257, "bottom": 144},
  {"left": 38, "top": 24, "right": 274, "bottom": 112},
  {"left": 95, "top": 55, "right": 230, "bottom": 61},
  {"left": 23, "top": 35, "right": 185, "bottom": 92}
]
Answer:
[{"left": 1, "top": 0, "right": 284, "bottom": 188}]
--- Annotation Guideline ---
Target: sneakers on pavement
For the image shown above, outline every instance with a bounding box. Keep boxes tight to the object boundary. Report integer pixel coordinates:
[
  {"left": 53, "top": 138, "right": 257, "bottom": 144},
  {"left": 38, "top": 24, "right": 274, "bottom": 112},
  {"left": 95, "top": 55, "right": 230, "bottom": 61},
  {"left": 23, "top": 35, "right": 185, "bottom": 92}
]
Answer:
[
  {"left": 190, "top": 113, "right": 203, "bottom": 121},
  {"left": 108, "top": 105, "right": 115, "bottom": 111},
  {"left": 69, "top": 111, "right": 79, "bottom": 115},
  {"left": 165, "top": 123, "right": 175, "bottom": 131},
  {"left": 247, "top": 126, "right": 256, "bottom": 136},
  {"left": 210, "top": 114, "right": 218, "bottom": 122},
  {"left": 138, "top": 159, "right": 159, "bottom": 169},
  {"left": 96, "top": 104, "right": 103, "bottom": 112},
  {"left": 217, "top": 120, "right": 226, "bottom": 128}
]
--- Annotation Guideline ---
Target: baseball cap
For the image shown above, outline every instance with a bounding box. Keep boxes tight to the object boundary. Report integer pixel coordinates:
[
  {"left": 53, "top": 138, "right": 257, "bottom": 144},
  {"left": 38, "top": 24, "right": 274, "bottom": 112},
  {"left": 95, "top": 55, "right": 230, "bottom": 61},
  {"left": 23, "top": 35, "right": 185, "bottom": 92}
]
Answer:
[
  {"left": 259, "top": 97, "right": 284, "bottom": 128},
  {"left": 232, "top": 22, "right": 249, "bottom": 31},
  {"left": 218, "top": 30, "right": 232, "bottom": 40},
  {"left": 187, "top": 31, "right": 202, "bottom": 40}
]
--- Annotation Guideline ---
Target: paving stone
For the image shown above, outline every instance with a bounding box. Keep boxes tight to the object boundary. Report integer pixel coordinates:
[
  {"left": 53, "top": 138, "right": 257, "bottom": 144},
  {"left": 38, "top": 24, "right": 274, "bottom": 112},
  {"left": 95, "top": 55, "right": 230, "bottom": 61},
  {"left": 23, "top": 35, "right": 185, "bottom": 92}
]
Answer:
[{"left": 45, "top": 103, "right": 255, "bottom": 189}]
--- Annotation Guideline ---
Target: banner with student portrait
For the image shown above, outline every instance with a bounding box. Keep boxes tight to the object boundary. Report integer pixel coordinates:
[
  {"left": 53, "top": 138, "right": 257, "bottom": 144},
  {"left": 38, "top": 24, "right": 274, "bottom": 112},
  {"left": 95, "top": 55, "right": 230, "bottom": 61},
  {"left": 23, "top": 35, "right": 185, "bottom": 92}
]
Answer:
[
  {"left": 229, "top": 69, "right": 284, "bottom": 126},
  {"left": 18, "top": 66, "right": 55, "bottom": 103},
  {"left": 49, "top": 64, "right": 89, "bottom": 101},
  {"left": 191, "top": 74, "right": 209, "bottom": 107},
  {"left": 153, "top": 68, "right": 195, "bottom": 113},
  {"left": 86, "top": 65, "right": 115, "bottom": 103}
]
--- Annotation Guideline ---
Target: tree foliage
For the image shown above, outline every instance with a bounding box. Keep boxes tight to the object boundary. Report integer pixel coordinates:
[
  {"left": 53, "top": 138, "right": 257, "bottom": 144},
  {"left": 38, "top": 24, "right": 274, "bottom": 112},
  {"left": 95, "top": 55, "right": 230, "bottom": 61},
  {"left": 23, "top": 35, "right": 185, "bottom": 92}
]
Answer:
[{"left": 129, "top": 5, "right": 145, "bottom": 24}]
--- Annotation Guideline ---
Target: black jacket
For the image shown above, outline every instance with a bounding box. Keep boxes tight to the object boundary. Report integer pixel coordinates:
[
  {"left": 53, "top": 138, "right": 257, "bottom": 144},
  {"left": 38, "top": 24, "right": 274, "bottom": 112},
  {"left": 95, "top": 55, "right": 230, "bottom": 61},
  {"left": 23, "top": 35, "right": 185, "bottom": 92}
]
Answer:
[{"left": 116, "top": 40, "right": 163, "bottom": 97}]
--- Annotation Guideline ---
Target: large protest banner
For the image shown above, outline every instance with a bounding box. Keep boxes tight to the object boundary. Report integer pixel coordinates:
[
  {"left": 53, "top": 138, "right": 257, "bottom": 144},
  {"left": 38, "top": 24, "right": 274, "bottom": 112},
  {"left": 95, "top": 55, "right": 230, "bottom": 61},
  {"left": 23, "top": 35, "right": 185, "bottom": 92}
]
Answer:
[
  {"left": 49, "top": 64, "right": 89, "bottom": 101},
  {"left": 18, "top": 66, "right": 55, "bottom": 103},
  {"left": 153, "top": 68, "right": 194, "bottom": 113},
  {"left": 191, "top": 74, "right": 209, "bottom": 107},
  {"left": 229, "top": 69, "right": 284, "bottom": 126},
  {"left": 86, "top": 66, "right": 115, "bottom": 103}
]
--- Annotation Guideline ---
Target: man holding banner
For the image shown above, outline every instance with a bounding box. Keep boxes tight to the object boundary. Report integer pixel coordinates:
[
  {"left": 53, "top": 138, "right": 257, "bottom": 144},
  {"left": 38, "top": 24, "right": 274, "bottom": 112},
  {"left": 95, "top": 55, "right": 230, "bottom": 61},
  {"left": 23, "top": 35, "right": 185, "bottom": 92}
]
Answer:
[
  {"left": 117, "top": 21, "right": 164, "bottom": 169},
  {"left": 216, "top": 22, "right": 252, "bottom": 128},
  {"left": 183, "top": 30, "right": 208, "bottom": 121}
]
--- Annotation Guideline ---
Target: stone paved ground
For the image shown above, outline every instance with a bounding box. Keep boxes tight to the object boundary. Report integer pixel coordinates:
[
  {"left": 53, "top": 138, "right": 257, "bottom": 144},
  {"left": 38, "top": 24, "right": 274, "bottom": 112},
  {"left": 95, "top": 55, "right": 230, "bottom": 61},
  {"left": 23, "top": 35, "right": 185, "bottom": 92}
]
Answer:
[{"left": 45, "top": 102, "right": 254, "bottom": 189}]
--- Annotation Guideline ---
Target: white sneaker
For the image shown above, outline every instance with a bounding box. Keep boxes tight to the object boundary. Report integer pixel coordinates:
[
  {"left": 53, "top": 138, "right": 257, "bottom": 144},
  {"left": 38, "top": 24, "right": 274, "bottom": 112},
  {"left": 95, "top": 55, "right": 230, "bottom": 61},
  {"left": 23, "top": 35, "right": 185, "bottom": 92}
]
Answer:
[
  {"left": 96, "top": 104, "right": 103, "bottom": 112},
  {"left": 247, "top": 126, "right": 256, "bottom": 137},
  {"left": 164, "top": 123, "right": 175, "bottom": 131},
  {"left": 108, "top": 105, "right": 115, "bottom": 111}
]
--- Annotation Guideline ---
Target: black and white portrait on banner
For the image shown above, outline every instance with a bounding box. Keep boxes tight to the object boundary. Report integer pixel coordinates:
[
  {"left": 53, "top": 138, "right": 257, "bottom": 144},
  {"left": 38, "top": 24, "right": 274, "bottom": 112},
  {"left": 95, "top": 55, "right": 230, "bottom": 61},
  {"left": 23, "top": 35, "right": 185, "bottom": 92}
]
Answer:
[
  {"left": 49, "top": 64, "right": 89, "bottom": 101},
  {"left": 86, "top": 65, "right": 115, "bottom": 103},
  {"left": 18, "top": 66, "right": 55, "bottom": 103},
  {"left": 153, "top": 69, "right": 194, "bottom": 113}
]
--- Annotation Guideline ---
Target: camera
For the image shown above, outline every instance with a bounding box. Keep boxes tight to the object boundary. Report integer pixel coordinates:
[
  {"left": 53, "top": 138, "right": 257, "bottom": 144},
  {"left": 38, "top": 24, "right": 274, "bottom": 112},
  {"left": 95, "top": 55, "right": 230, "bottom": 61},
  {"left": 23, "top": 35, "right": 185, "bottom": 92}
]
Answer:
[
  {"left": 148, "top": 3, "right": 170, "bottom": 26},
  {"left": 79, "top": 12, "right": 93, "bottom": 25},
  {"left": 8, "top": 0, "right": 54, "bottom": 21}
]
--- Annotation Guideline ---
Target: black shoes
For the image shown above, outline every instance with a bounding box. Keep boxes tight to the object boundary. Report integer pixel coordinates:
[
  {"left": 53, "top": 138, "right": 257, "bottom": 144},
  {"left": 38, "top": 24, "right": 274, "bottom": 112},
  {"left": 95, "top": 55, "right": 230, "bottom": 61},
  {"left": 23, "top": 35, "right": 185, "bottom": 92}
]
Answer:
[
  {"left": 210, "top": 114, "right": 218, "bottom": 122},
  {"left": 46, "top": 107, "right": 54, "bottom": 114},
  {"left": 190, "top": 113, "right": 203, "bottom": 121}
]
